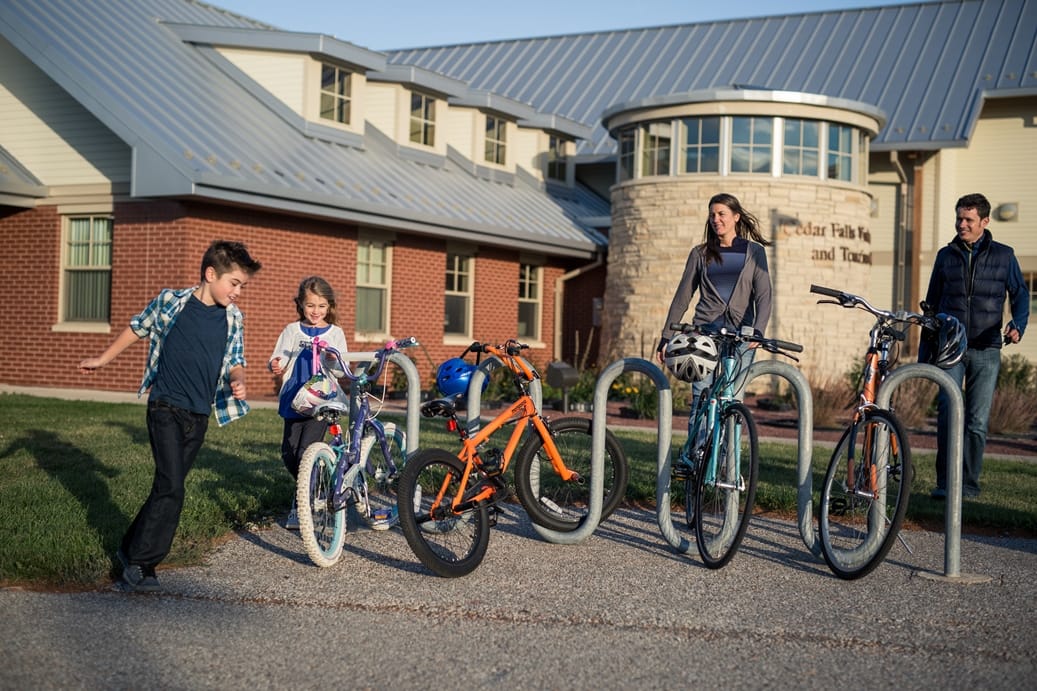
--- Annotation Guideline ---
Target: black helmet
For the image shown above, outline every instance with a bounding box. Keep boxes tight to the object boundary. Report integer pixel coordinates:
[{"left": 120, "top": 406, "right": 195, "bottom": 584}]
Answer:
[{"left": 928, "top": 314, "right": 966, "bottom": 369}]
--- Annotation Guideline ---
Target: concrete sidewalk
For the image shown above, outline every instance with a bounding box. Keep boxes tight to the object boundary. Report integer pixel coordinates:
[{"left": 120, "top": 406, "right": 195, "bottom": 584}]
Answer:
[{"left": 2, "top": 507, "right": 1035, "bottom": 688}]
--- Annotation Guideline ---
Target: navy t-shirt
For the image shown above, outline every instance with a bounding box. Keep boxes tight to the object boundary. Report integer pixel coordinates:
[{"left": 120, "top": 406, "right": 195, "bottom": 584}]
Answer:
[
  {"left": 703, "top": 237, "right": 749, "bottom": 330},
  {"left": 149, "top": 295, "right": 228, "bottom": 415}
]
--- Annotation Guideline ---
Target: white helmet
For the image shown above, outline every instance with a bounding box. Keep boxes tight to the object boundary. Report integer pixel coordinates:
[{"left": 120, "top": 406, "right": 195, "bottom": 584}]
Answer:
[{"left": 664, "top": 333, "right": 719, "bottom": 382}]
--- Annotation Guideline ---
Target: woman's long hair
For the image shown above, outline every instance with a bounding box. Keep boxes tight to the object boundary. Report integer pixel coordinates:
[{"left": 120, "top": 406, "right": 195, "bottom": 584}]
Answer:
[{"left": 701, "top": 193, "right": 770, "bottom": 265}]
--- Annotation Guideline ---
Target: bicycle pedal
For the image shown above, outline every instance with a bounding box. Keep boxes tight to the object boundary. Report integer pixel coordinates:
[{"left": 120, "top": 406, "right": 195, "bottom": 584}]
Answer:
[{"left": 487, "top": 505, "right": 499, "bottom": 527}]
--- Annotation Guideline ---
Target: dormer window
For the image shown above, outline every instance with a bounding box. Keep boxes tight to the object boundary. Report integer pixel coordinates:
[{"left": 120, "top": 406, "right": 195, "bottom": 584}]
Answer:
[
  {"left": 547, "top": 135, "right": 568, "bottom": 181},
  {"left": 410, "top": 91, "right": 436, "bottom": 146},
  {"left": 320, "top": 63, "right": 352, "bottom": 125},
  {"left": 485, "top": 115, "right": 507, "bottom": 165}
]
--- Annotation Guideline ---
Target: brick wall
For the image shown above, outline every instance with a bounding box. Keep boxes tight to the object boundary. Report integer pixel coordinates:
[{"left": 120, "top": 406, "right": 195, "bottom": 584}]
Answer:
[{"left": 0, "top": 201, "right": 575, "bottom": 399}]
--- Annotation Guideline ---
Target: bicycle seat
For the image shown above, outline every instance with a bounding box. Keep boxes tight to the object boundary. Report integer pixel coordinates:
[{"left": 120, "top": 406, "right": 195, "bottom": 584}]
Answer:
[
  {"left": 421, "top": 396, "right": 460, "bottom": 418},
  {"left": 314, "top": 401, "right": 348, "bottom": 417}
]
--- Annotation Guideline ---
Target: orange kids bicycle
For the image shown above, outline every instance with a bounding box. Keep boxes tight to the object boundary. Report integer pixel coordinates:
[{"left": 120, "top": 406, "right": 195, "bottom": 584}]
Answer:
[
  {"left": 811, "top": 285, "right": 962, "bottom": 579},
  {"left": 396, "top": 339, "right": 628, "bottom": 577}
]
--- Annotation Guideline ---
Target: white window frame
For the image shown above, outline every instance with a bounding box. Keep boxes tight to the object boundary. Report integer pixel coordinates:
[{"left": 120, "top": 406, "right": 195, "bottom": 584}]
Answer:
[
  {"left": 485, "top": 114, "right": 507, "bottom": 166},
  {"left": 319, "top": 63, "right": 352, "bottom": 125},
  {"left": 444, "top": 251, "right": 473, "bottom": 340},
  {"left": 59, "top": 214, "right": 113, "bottom": 328},
  {"left": 518, "top": 262, "right": 542, "bottom": 343},
  {"left": 410, "top": 91, "right": 436, "bottom": 147},
  {"left": 355, "top": 233, "right": 393, "bottom": 339},
  {"left": 547, "top": 135, "right": 568, "bottom": 182}
]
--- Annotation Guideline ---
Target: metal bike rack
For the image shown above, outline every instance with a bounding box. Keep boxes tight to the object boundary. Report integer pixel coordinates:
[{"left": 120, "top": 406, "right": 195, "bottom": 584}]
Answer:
[
  {"left": 874, "top": 364, "right": 979, "bottom": 581},
  {"left": 341, "top": 350, "right": 422, "bottom": 453},
  {"left": 465, "top": 357, "right": 632, "bottom": 545},
  {"left": 740, "top": 361, "right": 816, "bottom": 556}
]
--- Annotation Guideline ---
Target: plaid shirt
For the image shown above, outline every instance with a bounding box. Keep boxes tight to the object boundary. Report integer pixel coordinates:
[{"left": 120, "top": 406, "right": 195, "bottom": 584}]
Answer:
[{"left": 130, "top": 286, "right": 249, "bottom": 426}]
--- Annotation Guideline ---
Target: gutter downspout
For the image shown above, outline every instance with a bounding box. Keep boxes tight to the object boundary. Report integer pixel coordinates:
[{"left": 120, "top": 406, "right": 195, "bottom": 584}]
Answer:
[
  {"left": 891, "top": 151, "right": 909, "bottom": 310},
  {"left": 554, "top": 253, "right": 604, "bottom": 359}
]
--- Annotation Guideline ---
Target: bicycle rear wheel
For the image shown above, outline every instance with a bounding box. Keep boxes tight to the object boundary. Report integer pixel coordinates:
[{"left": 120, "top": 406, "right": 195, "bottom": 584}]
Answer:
[
  {"left": 358, "top": 422, "right": 407, "bottom": 530},
  {"left": 513, "top": 416, "right": 629, "bottom": 532},
  {"left": 296, "top": 442, "right": 346, "bottom": 567},
  {"left": 819, "top": 408, "right": 912, "bottom": 580},
  {"left": 397, "top": 448, "right": 490, "bottom": 578},
  {"left": 695, "top": 403, "right": 758, "bottom": 569}
]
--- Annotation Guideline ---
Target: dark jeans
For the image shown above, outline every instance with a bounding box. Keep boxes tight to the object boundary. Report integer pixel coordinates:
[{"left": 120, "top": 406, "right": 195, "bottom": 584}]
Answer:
[
  {"left": 121, "top": 401, "right": 209, "bottom": 568},
  {"left": 935, "top": 347, "right": 1001, "bottom": 495},
  {"left": 281, "top": 416, "right": 328, "bottom": 479}
]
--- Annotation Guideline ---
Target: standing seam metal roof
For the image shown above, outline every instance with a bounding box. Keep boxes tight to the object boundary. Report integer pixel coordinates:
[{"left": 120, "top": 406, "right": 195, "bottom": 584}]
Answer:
[
  {"left": 0, "top": 0, "right": 608, "bottom": 256},
  {"left": 387, "top": 0, "right": 1037, "bottom": 157}
]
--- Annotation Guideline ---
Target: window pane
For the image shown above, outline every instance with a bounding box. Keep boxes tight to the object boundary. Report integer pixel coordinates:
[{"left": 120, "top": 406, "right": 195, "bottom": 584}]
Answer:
[
  {"left": 356, "top": 287, "right": 385, "bottom": 333},
  {"left": 618, "top": 130, "right": 635, "bottom": 181},
  {"left": 518, "top": 302, "right": 537, "bottom": 339},
  {"left": 444, "top": 295, "right": 468, "bottom": 335}
]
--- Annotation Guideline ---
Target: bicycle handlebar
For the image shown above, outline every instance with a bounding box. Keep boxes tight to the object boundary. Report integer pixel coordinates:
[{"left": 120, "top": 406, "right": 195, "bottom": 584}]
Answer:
[
  {"left": 809, "top": 284, "right": 938, "bottom": 331},
  {"left": 668, "top": 322, "right": 803, "bottom": 358},
  {"left": 464, "top": 339, "right": 530, "bottom": 357},
  {"left": 302, "top": 336, "right": 419, "bottom": 382}
]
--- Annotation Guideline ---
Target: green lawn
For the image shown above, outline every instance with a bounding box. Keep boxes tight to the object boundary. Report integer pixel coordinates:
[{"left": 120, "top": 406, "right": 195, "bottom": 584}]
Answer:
[{"left": 1, "top": 393, "right": 1033, "bottom": 588}]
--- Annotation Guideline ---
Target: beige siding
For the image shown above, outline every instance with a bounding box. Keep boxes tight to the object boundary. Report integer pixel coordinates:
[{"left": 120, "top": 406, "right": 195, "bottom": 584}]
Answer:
[
  {"left": 218, "top": 48, "right": 308, "bottom": 114},
  {"left": 443, "top": 107, "right": 475, "bottom": 161},
  {"left": 365, "top": 82, "right": 399, "bottom": 137},
  {"left": 0, "top": 36, "right": 129, "bottom": 186},
  {"left": 512, "top": 127, "right": 542, "bottom": 180}
]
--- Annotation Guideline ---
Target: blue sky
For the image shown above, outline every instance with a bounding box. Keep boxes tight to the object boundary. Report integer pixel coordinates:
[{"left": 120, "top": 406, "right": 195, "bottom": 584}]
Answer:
[{"left": 210, "top": 0, "right": 908, "bottom": 51}]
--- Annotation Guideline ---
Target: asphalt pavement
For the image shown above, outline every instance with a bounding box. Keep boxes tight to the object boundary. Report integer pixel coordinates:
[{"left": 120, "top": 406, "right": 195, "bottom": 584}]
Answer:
[{"left": 3, "top": 505, "right": 1035, "bottom": 689}]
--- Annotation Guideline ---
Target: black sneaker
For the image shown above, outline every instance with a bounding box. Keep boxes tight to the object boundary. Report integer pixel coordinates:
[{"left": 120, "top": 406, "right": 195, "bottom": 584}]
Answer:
[{"left": 116, "top": 549, "right": 161, "bottom": 593}]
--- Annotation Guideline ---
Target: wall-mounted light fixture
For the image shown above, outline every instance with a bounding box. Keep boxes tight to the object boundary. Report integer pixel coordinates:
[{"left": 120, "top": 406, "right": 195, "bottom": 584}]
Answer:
[{"left": 995, "top": 203, "right": 1019, "bottom": 222}]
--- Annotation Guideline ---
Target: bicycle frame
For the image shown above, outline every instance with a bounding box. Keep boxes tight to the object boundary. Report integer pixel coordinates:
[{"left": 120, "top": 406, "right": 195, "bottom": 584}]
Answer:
[
  {"left": 682, "top": 335, "right": 750, "bottom": 486},
  {"left": 309, "top": 338, "right": 416, "bottom": 512},
  {"left": 427, "top": 343, "right": 575, "bottom": 517}
]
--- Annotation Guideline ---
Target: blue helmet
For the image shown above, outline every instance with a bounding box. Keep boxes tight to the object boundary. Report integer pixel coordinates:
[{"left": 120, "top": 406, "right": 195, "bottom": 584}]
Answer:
[{"left": 436, "top": 358, "right": 477, "bottom": 396}]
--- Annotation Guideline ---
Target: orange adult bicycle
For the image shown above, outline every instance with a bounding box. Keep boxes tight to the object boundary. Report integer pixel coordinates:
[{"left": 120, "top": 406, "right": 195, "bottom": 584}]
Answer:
[
  {"left": 811, "top": 285, "right": 952, "bottom": 579},
  {"left": 396, "top": 339, "right": 628, "bottom": 577}
]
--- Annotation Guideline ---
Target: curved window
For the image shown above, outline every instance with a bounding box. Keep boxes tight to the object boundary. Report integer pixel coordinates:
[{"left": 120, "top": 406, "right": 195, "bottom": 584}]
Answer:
[
  {"left": 618, "top": 129, "right": 635, "bottom": 181},
  {"left": 640, "top": 122, "right": 671, "bottom": 177},
  {"left": 680, "top": 116, "right": 720, "bottom": 173},
  {"left": 731, "top": 116, "right": 772, "bottom": 174},
  {"left": 783, "top": 119, "right": 819, "bottom": 176},
  {"left": 828, "top": 124, "right": 853, "bottom": 182},
  {"left": 616, "top": 114, "right": 863, "bottom": 185}
]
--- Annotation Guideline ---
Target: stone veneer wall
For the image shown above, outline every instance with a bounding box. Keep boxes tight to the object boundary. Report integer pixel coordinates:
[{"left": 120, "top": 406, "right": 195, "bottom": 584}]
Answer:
[{"left": 602, "top": 177, "right": 878, "bottom": 388}]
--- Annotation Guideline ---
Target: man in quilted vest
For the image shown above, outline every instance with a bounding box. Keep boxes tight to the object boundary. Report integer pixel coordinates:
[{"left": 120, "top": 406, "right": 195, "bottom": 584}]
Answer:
[{"left": 923, "top": 193, "right": 1029, "bottom": 499}]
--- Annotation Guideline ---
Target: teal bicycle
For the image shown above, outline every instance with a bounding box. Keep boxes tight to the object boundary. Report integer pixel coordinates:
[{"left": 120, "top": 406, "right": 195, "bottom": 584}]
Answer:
[{"left": 665, "top": 323, "right": 802, "bottom": 568}]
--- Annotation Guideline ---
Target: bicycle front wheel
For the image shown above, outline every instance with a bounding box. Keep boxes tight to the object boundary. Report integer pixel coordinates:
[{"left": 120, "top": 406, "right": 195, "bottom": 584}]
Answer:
[
  {"left": 513, "top": 416, "right": 629, "bottom": 532},
  {"left": 396, "top": 448, "right": 490, "bottom": 578},
  {"left": 358, "top": 422, "right": 407, "bottom": 530},
  {"left": 296, "top": 442, "right": 346, "bottom": 567},
  {"left": 695, "top": 403, "right": 758, "bottom": 569},
  {"left": 819, "top": 409, "right": 912, "bottom": 580}
]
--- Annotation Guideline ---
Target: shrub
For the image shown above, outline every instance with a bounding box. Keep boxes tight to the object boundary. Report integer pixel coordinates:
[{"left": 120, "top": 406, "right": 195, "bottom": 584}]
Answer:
[
  {"left": 989, "top": 386, "right": 1037, "bottom": 435},
  {"left": 808, "top": 373, "right": 855, "bottom": 429},
  {"left": 890, "top": 377, "right": 938, "bottom": 430}
]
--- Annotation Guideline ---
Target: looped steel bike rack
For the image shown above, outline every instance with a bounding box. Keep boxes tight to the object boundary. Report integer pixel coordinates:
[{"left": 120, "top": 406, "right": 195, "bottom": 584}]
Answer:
[
  {"left": 341, "top": 350, "right": 423, "bottom": 455},
  {"left": 873, "top": 363, "right": 978, "bottom": 581}
]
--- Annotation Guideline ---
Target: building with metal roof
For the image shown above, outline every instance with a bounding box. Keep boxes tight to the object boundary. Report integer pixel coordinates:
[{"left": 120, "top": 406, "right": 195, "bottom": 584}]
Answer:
[
  {"left": 389, "top": 0, "right": 1037, "bottom": 372},
  {"left": 0, "top": 0, "right": 1033, "bottom": 398}
]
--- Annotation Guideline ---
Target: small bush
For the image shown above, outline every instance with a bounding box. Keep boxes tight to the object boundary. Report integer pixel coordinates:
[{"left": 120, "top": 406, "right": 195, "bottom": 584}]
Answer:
[
  {"left": 989, "top": 385, "right": 1037, "bottom": 435},
  {"left": 891, "top": 378, "right": 938, "bottom": 430},
  {"left": 809, "top": 373, "right": 855, "bottom": 429}
]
